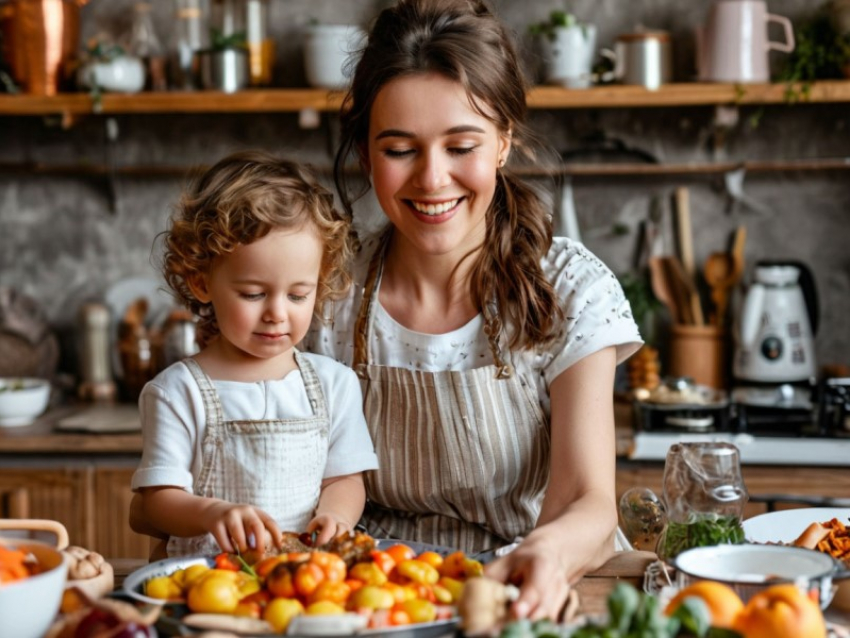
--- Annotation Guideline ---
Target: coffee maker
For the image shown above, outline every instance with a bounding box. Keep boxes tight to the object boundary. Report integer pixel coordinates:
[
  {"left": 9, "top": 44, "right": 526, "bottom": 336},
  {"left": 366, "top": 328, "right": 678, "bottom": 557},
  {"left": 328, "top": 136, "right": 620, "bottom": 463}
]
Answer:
[{"left": 732, "top": 260, "right": 819, "bottom": 432}]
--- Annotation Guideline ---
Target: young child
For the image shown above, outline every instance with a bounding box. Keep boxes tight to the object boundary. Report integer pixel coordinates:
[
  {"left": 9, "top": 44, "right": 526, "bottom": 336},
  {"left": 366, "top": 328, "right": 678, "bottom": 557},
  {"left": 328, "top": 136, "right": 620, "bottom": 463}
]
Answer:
[{"left": 130, "top": 151, "right": 378, "bottom": 558}]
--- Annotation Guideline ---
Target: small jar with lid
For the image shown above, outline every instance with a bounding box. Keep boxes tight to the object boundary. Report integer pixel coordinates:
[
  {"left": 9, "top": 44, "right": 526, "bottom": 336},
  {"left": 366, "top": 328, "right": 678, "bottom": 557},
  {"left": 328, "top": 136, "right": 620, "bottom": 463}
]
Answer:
[{"left": 602, "top": 29, "right": 672, "bottom": 90}]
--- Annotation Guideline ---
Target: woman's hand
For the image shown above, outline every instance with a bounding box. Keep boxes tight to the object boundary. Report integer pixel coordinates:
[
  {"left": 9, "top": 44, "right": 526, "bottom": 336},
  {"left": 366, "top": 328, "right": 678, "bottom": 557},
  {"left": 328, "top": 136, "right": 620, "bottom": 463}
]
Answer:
[
  {"left": 484, "top": 533, "right": 572, "bottom": 621},
  {"left": 200, "top": 500, "right": 282, "bottom": 554},
  {"left": 307, "top": 513, "right": 351, "bottom": 546}
]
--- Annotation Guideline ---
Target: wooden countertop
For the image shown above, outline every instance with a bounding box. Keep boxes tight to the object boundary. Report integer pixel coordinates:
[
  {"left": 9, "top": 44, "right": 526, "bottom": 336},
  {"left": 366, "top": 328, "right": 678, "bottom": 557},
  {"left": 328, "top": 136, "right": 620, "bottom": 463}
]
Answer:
[{"left": 0, "top": 404, "right": 143, "bottom": 454}]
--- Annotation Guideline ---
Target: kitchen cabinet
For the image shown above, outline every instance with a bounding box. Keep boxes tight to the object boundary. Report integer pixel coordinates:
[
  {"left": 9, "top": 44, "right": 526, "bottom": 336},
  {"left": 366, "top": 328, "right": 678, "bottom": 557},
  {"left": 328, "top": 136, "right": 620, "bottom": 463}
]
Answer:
[
  {"left": 616, "top": 461, "right": 850, "bottom": 520},
  {"left": 0, "top": 463, "right": 149, "bottom": 559}
]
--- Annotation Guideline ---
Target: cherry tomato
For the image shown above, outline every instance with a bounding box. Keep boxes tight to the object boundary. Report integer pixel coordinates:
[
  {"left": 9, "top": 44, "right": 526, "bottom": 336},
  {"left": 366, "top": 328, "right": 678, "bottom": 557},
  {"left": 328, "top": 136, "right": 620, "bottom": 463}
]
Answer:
[
  {"left": 348, "top": 561, "right": 388, "bottom": 586},
  {"left": 310, "top": 551, "right": 347, "bottom": 583},
  {"left": 416, "top": 551, "right": 444, "bottom": 569},
  {"left": 266, "top": 564, "right": 297, "bottom": 598},
  {"left": 308, "top": 580, "right": 352, "bottom": 605},
  {"left": 395, "top": 599, "right": 437, "bottom": 624},
  {"left": 264, "top": 597, "right": 304, "bottom": 633},
  {"left": 439, "top": 551, "right": 467, "bottom": 579},
  {"left": 396, "top": 560, "right": 439, "bottom": 585},
  {"left": 370, "top": 550, "right": 397, "bottom": 575},
  {"left": 295, "top": 562, "right": 326, "bottom": 597},
  {"left": 349, "top": 585, "right": 395, "bottom": 610},
  {"left": 385, "top": 544, "right": 416, "bottom": 565},
  {"left": 214, "top": 552, "right": 241, "bottom": 571}
]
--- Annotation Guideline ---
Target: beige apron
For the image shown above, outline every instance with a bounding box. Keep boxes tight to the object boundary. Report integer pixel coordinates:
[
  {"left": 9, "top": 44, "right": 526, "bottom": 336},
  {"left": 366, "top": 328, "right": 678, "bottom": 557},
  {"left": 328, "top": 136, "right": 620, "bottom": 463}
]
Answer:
[
  {"left": 353, "top": 237, "right": 550, "bottom": 553},
  {"left": 167, "top": 352, "right": 329, "bottom": 557}
]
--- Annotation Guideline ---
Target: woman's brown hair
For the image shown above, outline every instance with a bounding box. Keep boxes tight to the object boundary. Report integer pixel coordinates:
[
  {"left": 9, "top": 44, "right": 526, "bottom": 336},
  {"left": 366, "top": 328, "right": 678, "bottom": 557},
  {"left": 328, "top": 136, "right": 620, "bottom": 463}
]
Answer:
[
  {"left": 334, "top": 0, "right": 562, "bottom": 350},
  {"left": 162, "top": 151, "right": 353, "bottom": 344}
]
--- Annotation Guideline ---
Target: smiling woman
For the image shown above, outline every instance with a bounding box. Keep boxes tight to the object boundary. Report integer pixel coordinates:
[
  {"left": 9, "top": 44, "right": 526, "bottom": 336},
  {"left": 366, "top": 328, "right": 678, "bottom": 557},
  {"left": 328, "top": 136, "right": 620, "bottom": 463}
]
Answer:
[{"left": 304, "top": 0, "right": 643, "bottom": 622}]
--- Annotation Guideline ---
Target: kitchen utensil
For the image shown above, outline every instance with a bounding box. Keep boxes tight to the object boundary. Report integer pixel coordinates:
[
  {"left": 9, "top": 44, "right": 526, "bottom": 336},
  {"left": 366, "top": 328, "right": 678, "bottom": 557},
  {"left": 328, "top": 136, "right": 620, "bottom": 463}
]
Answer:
[
  {"left": 649, "top": 256, "right": 681, "bottom": 324},
  {"left": 601, "top": 30, "right": 672, "bottom": 90},
  {"left": 703, "top": 251, "right": 737, "bottom": 326},
  {"left": 0, "top": 519, "right": 69, "bottom": 638},
  {"left": 696, "top": 0, "right": 794, "bottom": 83},
  {"left": 662, "top": 255, "right": 704, "bottom": 326},
  {"left": 540, "top": 22, "right": 597, "bottom": 88},
  {"left": 734, "top": 261, "right": 819, "bottom": 383},
  {"left": 673, "top": 544, "right": 849, "bottom": 609},
  {"left": 672, "top": 188, "right": 695, "bottom": 279},
  {"left": 0, "top": 377, "right": 51, "bottom": 427},
  {"left": 0, "top": 0, "right": 86, "bottom": 95},
  {"left": 730, "top": 226, "right": 747, "bottom": 281}
]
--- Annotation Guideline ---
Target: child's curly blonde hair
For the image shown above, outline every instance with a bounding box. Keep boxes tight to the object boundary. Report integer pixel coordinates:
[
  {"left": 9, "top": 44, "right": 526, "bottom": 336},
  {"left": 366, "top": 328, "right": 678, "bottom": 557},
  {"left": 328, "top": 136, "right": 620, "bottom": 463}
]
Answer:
[{"left": 161, "top": 151, "right": 353, "bottom": 345}]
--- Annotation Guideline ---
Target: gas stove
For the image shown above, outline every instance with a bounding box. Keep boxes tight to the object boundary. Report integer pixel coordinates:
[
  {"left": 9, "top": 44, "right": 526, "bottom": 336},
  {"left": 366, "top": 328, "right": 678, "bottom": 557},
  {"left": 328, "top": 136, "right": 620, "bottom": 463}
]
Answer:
[
  {"left": 629, "top": 378, "right": 850, "bottom": 466},
  {"left": 630, "top": 431, "right": 850, "bottom": 466}
]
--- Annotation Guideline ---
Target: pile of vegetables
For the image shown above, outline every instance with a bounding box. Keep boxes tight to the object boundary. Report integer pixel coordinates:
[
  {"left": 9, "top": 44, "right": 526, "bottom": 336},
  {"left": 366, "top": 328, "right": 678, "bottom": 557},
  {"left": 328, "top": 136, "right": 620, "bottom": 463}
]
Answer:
[
  {"left": 144, "top": 543, "right": 483, "bottom": 633},
  {"left": 657, "top": 514, "right": 745, "bottom": 561}
]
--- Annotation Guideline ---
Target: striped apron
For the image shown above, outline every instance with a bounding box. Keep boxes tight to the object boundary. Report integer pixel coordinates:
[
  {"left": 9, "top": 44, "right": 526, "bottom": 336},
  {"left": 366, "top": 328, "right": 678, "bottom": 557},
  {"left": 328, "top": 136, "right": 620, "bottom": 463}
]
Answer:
[
  {"left": 167, "top": 352, "right": 330, "bottom": 557},
  {"left": 353, "top": 238, "right": 550, "bottom": 553}
]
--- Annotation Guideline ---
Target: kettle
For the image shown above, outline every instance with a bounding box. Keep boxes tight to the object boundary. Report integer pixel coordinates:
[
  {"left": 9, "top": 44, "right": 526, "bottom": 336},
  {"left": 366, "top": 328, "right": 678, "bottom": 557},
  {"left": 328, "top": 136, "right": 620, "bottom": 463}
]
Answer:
[
  {"left": 696, "top": 0, "right": 794, "bottom": 83},
  {"left": 733, "top": 261, "right": 819, "bottom": 383}
]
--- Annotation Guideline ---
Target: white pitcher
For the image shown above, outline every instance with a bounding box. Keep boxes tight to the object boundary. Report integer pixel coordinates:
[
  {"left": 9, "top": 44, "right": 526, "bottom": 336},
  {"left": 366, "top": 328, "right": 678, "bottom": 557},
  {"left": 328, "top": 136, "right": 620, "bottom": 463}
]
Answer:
[
  {"left": 696, "top": 0, "right": 794, "bottom": 83},
  {"left": 540, "top": 24, "right": 597, "bottom": 89}
]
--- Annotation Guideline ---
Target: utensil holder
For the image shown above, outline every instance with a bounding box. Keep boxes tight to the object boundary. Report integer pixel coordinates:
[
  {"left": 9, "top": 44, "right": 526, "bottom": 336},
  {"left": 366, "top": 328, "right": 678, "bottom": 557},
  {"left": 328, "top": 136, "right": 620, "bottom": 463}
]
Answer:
[{"left": 668, "top": 324, "right": 727, "bottom": 389}]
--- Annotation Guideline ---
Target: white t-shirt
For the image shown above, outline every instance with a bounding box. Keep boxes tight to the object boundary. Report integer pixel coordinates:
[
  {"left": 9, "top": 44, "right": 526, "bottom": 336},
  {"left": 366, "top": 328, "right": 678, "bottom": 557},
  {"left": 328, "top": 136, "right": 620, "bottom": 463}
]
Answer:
[
  {"left": 305, "top": 235, "right": 643, "bottom": 417},
  {"left": 131, "top": 352, "right": 378, "bottom": 493}
]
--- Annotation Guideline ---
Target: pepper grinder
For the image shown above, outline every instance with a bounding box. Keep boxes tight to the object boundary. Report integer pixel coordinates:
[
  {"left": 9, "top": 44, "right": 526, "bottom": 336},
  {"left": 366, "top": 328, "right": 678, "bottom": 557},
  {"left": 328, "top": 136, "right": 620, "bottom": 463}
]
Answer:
[{"left": 77, "top": 302, "right": 117, "bottom": 401}]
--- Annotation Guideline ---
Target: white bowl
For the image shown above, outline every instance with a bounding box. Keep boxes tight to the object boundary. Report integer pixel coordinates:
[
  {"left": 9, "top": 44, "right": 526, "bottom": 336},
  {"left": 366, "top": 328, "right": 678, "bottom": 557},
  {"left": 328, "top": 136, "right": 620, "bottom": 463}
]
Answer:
[
  {"left": 0, "top": 540, "right": 68, "bottom": 638},
  {"left": 743, "top": 507, "right": 850, "bottom": 610},
  {"left": 0, "top": 378, "right": 50, "bottom": 426}
]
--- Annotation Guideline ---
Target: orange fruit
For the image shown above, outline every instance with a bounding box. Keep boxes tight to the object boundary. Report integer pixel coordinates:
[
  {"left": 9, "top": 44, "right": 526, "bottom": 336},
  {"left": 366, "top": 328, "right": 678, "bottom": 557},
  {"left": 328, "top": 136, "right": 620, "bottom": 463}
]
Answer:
[
  {"left": 732, "top": 584, "right": 826, "bottom": 638},
  {"left": 665, "top": 580, "right": 744, "bottom": 629}
]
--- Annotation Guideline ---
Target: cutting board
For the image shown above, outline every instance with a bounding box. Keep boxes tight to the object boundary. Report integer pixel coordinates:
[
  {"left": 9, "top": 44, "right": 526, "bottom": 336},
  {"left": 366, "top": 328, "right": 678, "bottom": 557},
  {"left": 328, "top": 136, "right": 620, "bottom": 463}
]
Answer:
[{"left": 56, "top": 405, "right": 141, "bottom": 433}]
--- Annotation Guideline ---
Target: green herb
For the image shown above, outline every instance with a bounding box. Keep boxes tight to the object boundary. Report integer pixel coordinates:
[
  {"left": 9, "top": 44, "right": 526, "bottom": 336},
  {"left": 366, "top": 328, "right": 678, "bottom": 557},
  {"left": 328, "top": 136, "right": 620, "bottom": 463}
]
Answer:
[
  {"left": 659, "top": 513, "right": 745, "bottom": 560},
  {"left": 210, "top": 28, "right": 247, "bottom": 52},
  {"left": 779, "top": 7, "right": 850, "bottom": 101},
  {"left": 528, "top": 9, "right": 587, "bottom": 41},
  {"left": 233, "top": 550, "right": 257, "bottom": 578},
  {"left": 619, "top": 271, "right": 661, "bottom": 346}
]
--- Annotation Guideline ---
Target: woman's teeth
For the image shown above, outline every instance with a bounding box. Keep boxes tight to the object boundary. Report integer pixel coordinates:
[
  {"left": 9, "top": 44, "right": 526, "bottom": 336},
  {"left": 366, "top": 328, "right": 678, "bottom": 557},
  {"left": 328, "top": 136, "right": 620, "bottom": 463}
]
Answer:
[{"left": 410, "top": 199, "right": 459, "bottom": 215}]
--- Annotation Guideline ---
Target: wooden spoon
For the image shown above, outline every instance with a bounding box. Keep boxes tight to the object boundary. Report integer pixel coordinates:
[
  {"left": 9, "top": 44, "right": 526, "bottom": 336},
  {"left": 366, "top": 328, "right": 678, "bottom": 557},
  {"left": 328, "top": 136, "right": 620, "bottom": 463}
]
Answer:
[
  {"left": 649, "top": 256, "right": 681, "bottom": 324},
  {"left": 703, "top": 251, "right": 737, "bottom": 326}
]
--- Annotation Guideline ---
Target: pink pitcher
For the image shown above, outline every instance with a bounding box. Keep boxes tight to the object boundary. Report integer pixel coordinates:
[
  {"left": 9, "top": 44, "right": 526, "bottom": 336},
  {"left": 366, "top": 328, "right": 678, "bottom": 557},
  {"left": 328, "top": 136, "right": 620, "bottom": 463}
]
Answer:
[{"left": 696, "top": 0, "right": 794, "bottom": 83}]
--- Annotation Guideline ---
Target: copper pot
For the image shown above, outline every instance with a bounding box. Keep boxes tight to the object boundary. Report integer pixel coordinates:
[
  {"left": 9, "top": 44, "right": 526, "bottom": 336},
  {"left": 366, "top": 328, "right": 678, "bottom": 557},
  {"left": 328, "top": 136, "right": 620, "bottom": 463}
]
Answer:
[{"left": 0, "top": 0, "right": 87, "bottom": 95}]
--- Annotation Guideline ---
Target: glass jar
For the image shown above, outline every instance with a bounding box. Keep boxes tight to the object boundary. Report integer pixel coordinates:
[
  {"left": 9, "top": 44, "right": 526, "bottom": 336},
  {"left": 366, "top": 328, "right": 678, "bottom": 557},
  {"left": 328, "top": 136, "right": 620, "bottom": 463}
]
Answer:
[
  {"left": 656, "top": 442, "right": 748, "bottom": 561},
  {"left": 169, "top": 0, "right": 209, "bottom": 90},
  {"left": 128, "top": 2, "right": 167, "bottom": 91},
  {"left": 245, "top": 0, "right": 273, "bottom": 86}
]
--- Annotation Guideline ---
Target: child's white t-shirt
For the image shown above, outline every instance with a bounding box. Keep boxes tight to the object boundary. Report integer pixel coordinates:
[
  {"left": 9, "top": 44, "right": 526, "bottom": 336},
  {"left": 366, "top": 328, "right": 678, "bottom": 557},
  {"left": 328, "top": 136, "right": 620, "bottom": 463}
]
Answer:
[{"left": 131, "top": 352, "right": 378, "bottom": 493}]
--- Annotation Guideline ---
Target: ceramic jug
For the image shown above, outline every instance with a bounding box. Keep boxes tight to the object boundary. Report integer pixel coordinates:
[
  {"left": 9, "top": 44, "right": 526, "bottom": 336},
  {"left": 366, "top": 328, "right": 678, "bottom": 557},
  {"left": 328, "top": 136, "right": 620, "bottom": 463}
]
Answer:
[
  {"left": 540, "top": 23, "right": 597, "bottom": 89},
  {"left": 696, "top": 0, "right": 794, "bottom": 83}
]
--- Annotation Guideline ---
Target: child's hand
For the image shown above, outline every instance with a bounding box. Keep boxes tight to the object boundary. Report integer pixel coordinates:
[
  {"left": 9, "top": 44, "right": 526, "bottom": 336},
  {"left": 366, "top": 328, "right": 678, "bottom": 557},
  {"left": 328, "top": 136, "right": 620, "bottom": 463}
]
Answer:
[
  {"left": 201, "top": 501, "right": 283, "bottom": 554},
  {"left": 307, "top": 514, "right": 351, "bottom": 547}
]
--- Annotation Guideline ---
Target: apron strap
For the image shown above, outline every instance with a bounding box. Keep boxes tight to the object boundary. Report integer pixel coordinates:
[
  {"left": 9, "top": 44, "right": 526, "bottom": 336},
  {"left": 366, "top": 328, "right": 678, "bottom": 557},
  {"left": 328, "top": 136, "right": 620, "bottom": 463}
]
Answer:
[
  {"left": 352, "top": 231, "right": 513, "bottom": 379},
  {"left": 293, "top": 349, "right": 329, "bottom": 422},
  {"left": 181, "top": 358, "right": 226, "bottom": 433}
]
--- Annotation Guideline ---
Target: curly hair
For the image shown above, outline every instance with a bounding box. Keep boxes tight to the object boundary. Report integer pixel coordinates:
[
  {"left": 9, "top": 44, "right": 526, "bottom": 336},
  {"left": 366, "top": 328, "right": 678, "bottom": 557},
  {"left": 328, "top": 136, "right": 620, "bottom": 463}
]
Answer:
[
  {"left": 161, "top": 151, "right": 354, "bottom": 344},
  {"left": 334, "top": 0, "right": 563, "bottom": 351}
]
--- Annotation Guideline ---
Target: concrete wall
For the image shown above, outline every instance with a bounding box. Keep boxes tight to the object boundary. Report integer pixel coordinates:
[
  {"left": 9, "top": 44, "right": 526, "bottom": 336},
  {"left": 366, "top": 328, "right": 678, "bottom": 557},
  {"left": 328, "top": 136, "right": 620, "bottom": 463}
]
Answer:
[{"left": 1, "top": 0, "right": 848, "bottom": 379}]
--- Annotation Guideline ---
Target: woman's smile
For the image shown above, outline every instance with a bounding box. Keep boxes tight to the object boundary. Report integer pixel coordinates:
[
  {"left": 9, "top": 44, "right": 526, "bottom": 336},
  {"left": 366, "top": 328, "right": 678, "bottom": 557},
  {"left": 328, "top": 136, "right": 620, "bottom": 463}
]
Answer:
[{"left": 406, "top": 197, "right": 464, "bottom": 223}]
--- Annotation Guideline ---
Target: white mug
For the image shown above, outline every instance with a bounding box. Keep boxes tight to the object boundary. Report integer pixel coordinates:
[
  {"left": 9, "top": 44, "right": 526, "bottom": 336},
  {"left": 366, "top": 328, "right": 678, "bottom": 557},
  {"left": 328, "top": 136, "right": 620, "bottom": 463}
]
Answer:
[
  {"left": 540, "top": 24, "right": 597, "bottom": 89},
  {"left": 697, "top": 0, "right": 794, "bottom": 83}
]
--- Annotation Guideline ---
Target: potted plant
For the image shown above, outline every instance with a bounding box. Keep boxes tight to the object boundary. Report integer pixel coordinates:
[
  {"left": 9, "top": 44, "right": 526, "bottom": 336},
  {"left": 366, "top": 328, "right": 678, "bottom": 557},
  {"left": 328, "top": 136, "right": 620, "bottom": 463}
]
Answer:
[
  {"left": 303, "top": 20, "right": 366, "bottom": 90},
  {"left": 197, "top": 28, "right": 249, "bottom": 93},
  {"left": 529, "top": 10, "right": 597, "bottom": 88},
  {"left": 78, "top": 37, "right": 145, "bottom": 95},
  {"left": 780, "top": 6, "right": 850, "bottom": 100}
]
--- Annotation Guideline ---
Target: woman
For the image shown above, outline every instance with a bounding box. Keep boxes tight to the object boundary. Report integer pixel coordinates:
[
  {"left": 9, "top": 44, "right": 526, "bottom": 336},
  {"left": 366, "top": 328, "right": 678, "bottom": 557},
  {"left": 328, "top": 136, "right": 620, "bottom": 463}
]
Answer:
[{"left": 305, "top": 0, "right": 642, "bottom": 620}]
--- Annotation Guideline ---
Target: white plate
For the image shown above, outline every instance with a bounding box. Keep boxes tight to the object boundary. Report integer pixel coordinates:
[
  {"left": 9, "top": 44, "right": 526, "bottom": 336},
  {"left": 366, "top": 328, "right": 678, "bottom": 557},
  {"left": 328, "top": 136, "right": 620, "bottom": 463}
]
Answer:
[{"left": 743, "top": 507, "right": 850, "bottom": 544}]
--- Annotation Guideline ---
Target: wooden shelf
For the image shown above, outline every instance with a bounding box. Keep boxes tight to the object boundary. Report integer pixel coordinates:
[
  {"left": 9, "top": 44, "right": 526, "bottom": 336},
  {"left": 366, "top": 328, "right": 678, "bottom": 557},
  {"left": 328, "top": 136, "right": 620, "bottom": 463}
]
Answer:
[{"left": 1, "top": 81, "right": 849, "bottom": 116}]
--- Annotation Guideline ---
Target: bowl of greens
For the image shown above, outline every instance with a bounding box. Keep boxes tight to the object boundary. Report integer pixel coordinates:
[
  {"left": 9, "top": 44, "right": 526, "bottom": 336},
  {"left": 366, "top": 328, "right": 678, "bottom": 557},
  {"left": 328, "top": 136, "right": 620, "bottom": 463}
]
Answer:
[{"left": 0, "top": 378, "right": 50, "bottom": 427}]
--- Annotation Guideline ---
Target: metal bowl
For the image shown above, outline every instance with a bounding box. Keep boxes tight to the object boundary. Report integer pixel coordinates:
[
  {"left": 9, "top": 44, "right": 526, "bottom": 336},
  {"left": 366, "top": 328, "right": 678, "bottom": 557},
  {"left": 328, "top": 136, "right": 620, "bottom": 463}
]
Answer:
[{"left": 673, "top": 544, "right": 848, "bottom": 608}]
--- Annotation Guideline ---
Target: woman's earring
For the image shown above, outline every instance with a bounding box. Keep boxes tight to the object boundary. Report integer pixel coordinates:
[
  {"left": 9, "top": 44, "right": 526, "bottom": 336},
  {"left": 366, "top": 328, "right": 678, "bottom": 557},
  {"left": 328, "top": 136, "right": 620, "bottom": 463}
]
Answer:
[{"left": 498, "top": 157, "right": 506, "bottom": 168}]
